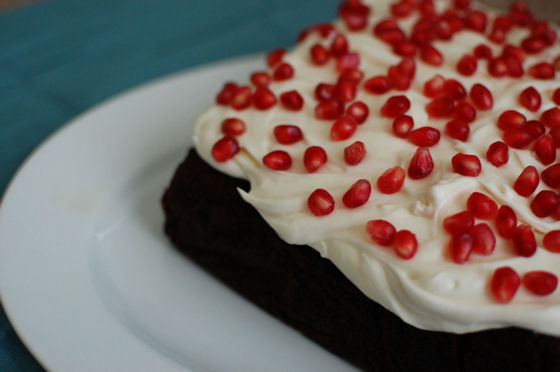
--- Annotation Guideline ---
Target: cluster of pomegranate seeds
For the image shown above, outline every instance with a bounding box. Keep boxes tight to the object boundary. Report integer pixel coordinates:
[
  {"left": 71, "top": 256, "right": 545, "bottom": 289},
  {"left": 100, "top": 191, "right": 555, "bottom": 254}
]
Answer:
[{"left": 366, "top": 219, "right": 418, "bottom": 259}]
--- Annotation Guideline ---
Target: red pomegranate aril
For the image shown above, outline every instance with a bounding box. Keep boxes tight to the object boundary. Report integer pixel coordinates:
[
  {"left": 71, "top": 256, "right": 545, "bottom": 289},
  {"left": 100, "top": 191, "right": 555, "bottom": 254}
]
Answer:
[
  {"left": 334, "top": 80, "right": 356, "bottom": 102},
  {"left": 444, "top": 79, "right": 467, "bottom": 101},
  {"left": 533, "top": 135, "right": 556, "bottom": 165},
  {"left": 423, "top": 74, "right": 445, "bottom": 98},
  {"left": 513, "top": 166, "right": 539, "bottom": 196},
  {"left": 315, "top": 99, "right": 344, "bottom": 120},
  {"left": 330, "top": 34, "right": 349, "bottom": 56},
  {"left": 503, "top": 127, "right": 533, "bottom": 149},
  {"left": 454, "top": 0, "right": 470, "bottom": 10},
  {"left": 216, "top": 82, "right": 238, "bottom": 105},
  {"left": 304, "top": 146, "right": 327, "bottom": 173},
  {"left": 366, "top": 219, "right": 397, "bottom": 246},
  {"left": 377, "top": 28, "right": 406, "bottom": 45},
  {"left": 310, "top": 44, "right": 330, "bottom": 65},
  {"left": 330, "top": 115, "right": 358, "bottom": 141},
  {"left": 454, "top": 101, "right": 477, "bottom": 123},
  {"left": 513, "top": 224, "right": 537, "bottom": 257},
  {"left": 443, "top": 211, "right": 475, "bottom": 234},
  {"left": 551, "top": 127, "right": 560, "bottom": 148},
  {"left": 467, "top": 192, "right": 497, "bottom": 219},
  {"left": 457, "top": 55, "right": 477, "bottom": 75},
  {"left": 398, "top": 58, "right": 416, "bottom": 80},
  {"left": 522, "top": 36, "right": 545, "bottom": 54},
  {"left": 553, "top": 88, "right": 560, "bottom": 105},
  {"left": 488, "top": 57, "right": 508, "bottom": 77},
  {"left": 542, "top": 163, "right": 560, "bottom": 188},
  {"left": 381, "top": 95, "right": 411, "bottom": 118},
  {"left": 393, "top": 230, "right": 418, "bottom": 259},
  {"left": 544, "top": 230, "right": 560, "bottom": 253},
  {"left": 342, "top": 179, "right": 371, "bottom": 208},
  {"left": 273, "top": 63, "right": 294, "bottom": 81},
  {"left": 529, "top": 62, "right": 555, "bottom": 79},
  {"left": 346, "top": 101, "right": 369, "bottom": 124},
  {"left": 230, "top": 86, "right": 252, "bottom": 110},
  {"left": 491, "top": 267, "right": 520, "bottom": 304},
  {"left": 211, "top": 136, "right": 239, "bottom": 162},
  {"left": 364, "top": 76, "right": 392, "bottom": 94},
  {"left": 344, "top": 141, "right": 366, "bottom": 165},
  {"left": 531, "top": 190, "right": 560, "bottom": 218},
  {"left": 392, "top": 115, "right": 414, "bottom": 138},
  {"left": 523, "top": 271, "right": 558, "bottom": 296},
  {"left": 541, "top": 108, "right": 560, "bottom": 128},
  {"left": 493, "top": 15, "right": 511, "bottom": 31},
  {"left": 526, "top": 120, "right": 546, "bottom": 139},
  {"left": 426, "top": 97, "right": 455, "bottom": 118},
  {"left": 339, "top": 0, "right": 370, "bottom": 31},
  {"left": 391, "top": 1, "right": 413, "bottom": 18},
  {"left": 273, "top": 125, "right": 303, "bottom": 145},
  {"left": 336, "top": 52, "right": 360, "bottom": 73},
  {"left": 280, "top": 90, "right": 304, "bottom": 111},
  {"left": 452, "top": 153, "right": 482, "bottom": 177},
  {"left": 263, "top": 150, "right": 292, "bottom": 170},
  {"left": 420, "top": 44, "right": 443, "bottom": 66},
  {"left": 502, "top": 44, "right": 525, "bottom": 62},
  {"left": 308, "top": 189, "right": 335, "bottom": 216},
  {"left": 339, "top": 68, "right": 364, "bottom": 85},
  {"left": 221, "top": 118, "right": 246, "bottom": 137},
  {"left": 470, "top": 83, "right": 493, "bottom": 110},
  {"left": 266, "top": 48, "right": 285, "bottom": 68},
  {"left": 408, "top": 147, "right": 434, "bottom": 180},
  {"left": 377, "top": 166, "right": 405, "bottom": 194},
  {"left": 486, "top": 141, "right": 509, "bottom": 167},
  {"left": 474, "top": 44, "right": 492, "bottom": 59},
  {"left": 393, "top": 40, "right": 417, "bottom": 57},
  {"left": 505, "top": 57, "right": 524, "bottom": 78},
  {"left": 449, "top": 232, "right": 474, "bottom": 264},
  {"left": 497, "top": 110, "right": 526, "bottom": 130},
  {"left": 465, "top": 10, "right": 487, "bottom": 32},
  {"left": 250, "top": 72, "right": 270, "bottom": 87},
  {"left": 315, "top": 83, "right": 336, "bottom": 101},
  {"left": 253, "top": 87, "right": 277, "bottom": 110},
  {"left": 374, "top": 19, "right": 399, "bottom": 36},
  {"left": 408, "top": 127, "right": 441, "bottom": 147},
  {"left": 495, "top": 206, "right": 517, "bottom": 238},
  {"left": 489, "top": 27, "right": 506, "bottom": 44},
  {"left": 445, "top": 120, "right": 470, "bottom": 142},
  {"left": 519, "top": 87, "right": 541, "bottom": 112},
  {"left": 470, "top": 223, "right": 496, "bottom": 255}
]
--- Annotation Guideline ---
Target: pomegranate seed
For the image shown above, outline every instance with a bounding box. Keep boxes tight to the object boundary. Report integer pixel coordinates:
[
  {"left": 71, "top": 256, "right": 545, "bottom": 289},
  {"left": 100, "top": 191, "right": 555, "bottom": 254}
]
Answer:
[
  {"left": 216, "top": 82, "right": 238, "bottom": 105},
  {"left": 253, "top": 87, "right": 277, "bottom": 110},
  {"left": 273, "top": 125, "right": 303, "bottom": 144},
  {"left": 529, "top": 62, "right": 555, "bottom": 79},
  {"left": 211, "top": 136, "right": 239, "bottom": 162},
  {"left": 491, "top": 267, "right": 520, "bottom": 304},
  {"left": 250, "top": 72, "right": 270, "bottom": 87},
  {"left": 375, "top": 24, "right": 406, "bottom": 44},
  {"left": 486, "top": 141, "right": 509, "bottom": 167},
  {"left": 553, "top": 88, "right": 560, "bottom": 105},
  {"left": 542, "top": 163, "right": 560, "bottom": 188},
  {"left": 493, "top": 15, "right": 511, "bottom": 31},
  {"left": 366, "top": 219, "right": 397, "bottom": 246},
  {"left": 505, "top": 57, "right": 524, "bottom": 77},
  {"left": 330, "top": 115, "right": 358, "bottom": 141},
  {"left": 531, "top": 190, "right": 560, "bottom": 218},
  {"left": 408, "top": 147, "right": 434, "bottom": 180},
  {"left": 393, "top": 230, "right": 418, "bottom": 259},
  {"left": 526, "top": 120, "right": 546, "bottom": 139},
  {"left": 470, "top": 83, "right": 493, "bottom": 110},
  {"left": 513, "top": 224, "right": 537, "bottom": 257},
  {"left": 454, "top": 0, "right": 470, "bottom": 10},
  {"left": 408, "top": 127, "right": 441, "bottom": 147},
  {"left": 426, "top": 97, "right": 455, "bottom": 118},
  {"left": 457, "top": 55, "right": 477, "bottom": 75},
  {"left": 377, "top": 166, "right": 405, "bottom": 194},
  {"left": 391, "top": 2, "right": 413, "bottom": 18},
  {"left": 230, "top": 86, "right": 252, "bottom": 110},
  {"left": 503, "top": 128, "right": 533, "bottom": 149},
  {"left": 393, "top": 40, "right": 416, "bottom": 57},
  {"left": 266, "top": 49, "right": 285, "bottom": 68},
  {"left": 474, "top": 44, "right": 492, "bottom": 60},
  {"left": 339, "top": 68, "right": 364, "bottom": 85},
  {"left": 304, "top": 146, "right": 327, "bottom": 173},
  {"left": 315, "top": 99, "right": 344, "bottom": 120},
  {"left": 388, "top": 65, "right": 411, "bottom": 90},
  {"left": 502, "top": 44, "right": 525, "bottom": 62},
  {"left": 221, "top": 118, "right": 246, "bottom": 137},
  {"left": 454, "top": 101, "right": 477, "bottom": 123},
  {"left": 489, "top": 28, "right": 506, "bottom": 44},
  {"left": 364, "top": 76, "right": 392, "bottom": 94},
  {"left": 445, "top": 120, "right": 470, "bottom": 142},
  {"left": 449, "top": 232, "right": 474, "bottom": 264},
  {"left": 381, "top": 95, "right": 410, "bottom": 118},
  {"left": 444, "top": 79, "right": 467, "bottom": 101},
  {"left": 533, "top": 135, "right": 556, "bottom": 165},
  {"left": 280, "top": 90, "right": 304, "bottom": 111},
  {"left": 522, "top": 36, "right": 545, "bottom": 54},
  {"left": 519, "top": 87, "right": 541, "bottom": 112},
  {"left": 315, "top": 83, "right": 336, "bottom": 101},
  {"left": 452, "top": 153, "right": 482, "bottom": 177},
  {"left": 308, "top": 189, "right": 335, "bottom": 216},
  {"left": 467, "top": 192, "right": 497, "bottom": 219},
  {"left": 423, "top": 75, "right": 445, "bottom": 98},
  {"left": 339, "top": 0, "right": 370, "bottom": 31},
  {"left": 495, "top": 206, "right": 517, "bottom": 239},
  {"left": 420, "top": 44, "right": 443, "bottom": 66},
  {"left": 544, "top": 230, "right": 560, "bottom": 253},
  {"left": 342, "top": 179, "right": 371, "bottom": 208},
  {"left": 336, "top": 52, "right": 360, "bottom": 73},
  {"left": 344, "top": 141, "right": 366, "bottom": 165},
  {"left": 551, "top": 127, "right": 560, "bottom": 148},
  {"left": 273, "top": 63, "right": 294, "bottom": 81},
  {"left": 443, "top": 211, "right": 475, "bottom": 234},
  {"left": 470, "top": 223, "right": 496, "bottom": 255},
  {"left": 330, "top": 34, "right": 349, "bottom": 56},
  {"left": 263, "top": 150, "right": 292, "bottom": 170},
  {"left": 334, "top": 80, "right": 356, "bottom": 102},
  {"left": 346, "top": 101, "right": 369, "bottom": 124},
  {"left": 392, "top": 115, "right": 414, "bottom": 138},
  {"left": 513, "top": 166, "right": 539, "bottom": 196},
  {"left": 465, "top": 10, "right": 487, "bottom": 32},
  {"left": 523, "top": 271, "right": 558, "bottom": 296},
  {"left": 497, "top": 110, "right": 526, "bottom": 130},
  {"left": 397, "top": 58, "right": 416, "bottom": 79},
  {"left": 310, "top": 44, "right": 330, "bottom": 65},
  {"left": 541, "top": 108, "right": 560, "bottom": 128}
]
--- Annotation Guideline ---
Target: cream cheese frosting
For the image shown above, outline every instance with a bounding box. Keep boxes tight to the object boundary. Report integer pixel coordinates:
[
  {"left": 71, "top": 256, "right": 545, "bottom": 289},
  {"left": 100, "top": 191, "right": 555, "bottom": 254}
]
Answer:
[{"left": 194, "top": 0, "right": 560, "bottom": 335}]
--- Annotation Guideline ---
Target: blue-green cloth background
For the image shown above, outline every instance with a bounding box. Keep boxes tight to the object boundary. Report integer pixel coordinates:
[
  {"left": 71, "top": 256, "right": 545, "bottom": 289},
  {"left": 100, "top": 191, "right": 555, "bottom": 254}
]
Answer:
[{"left": 0, "top": 0, "right": 339, "bottom": 369}]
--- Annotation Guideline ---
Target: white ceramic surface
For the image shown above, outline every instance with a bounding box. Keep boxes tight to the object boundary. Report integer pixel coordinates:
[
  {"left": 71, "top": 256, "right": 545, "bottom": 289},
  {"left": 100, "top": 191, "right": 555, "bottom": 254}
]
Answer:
[{"left": 0, "top": 55, "right": 357, "bottom": 372}]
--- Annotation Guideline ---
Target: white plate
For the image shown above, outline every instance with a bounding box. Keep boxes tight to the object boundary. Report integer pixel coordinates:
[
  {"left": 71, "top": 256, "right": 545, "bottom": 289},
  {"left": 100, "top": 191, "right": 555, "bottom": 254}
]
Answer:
[{"left": 0, "top": 55, "right": 358, "bottom": 372}]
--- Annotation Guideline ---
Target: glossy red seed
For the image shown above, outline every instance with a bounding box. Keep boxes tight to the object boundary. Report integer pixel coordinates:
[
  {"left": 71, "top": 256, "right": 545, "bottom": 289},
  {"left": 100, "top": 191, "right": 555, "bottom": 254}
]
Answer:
[
  {"left": 543, "top": 230, "right": 560, "bottom": 253},
  {"left": 541, "top": 108, "right": 560, "bottom": 128},
  {"left": 513, "top": 224, "right": 537, "bottom": 257},
  {"left": 497, "top": 110, "right": 526, "bottom": 130},
  {"left": 388, "top": 66, "right": 411, "bottom": 90},
  {"left": 519, "top": 87, "right": 541, "bottom": 112},
  {"left": 529, "top": 62, "right": 555, "bottom": 79},
  {"left": 230, "top": 86, "right": 252, "bottom": 110},
  {"left": 339, "top": 0, "right": 370, "bottom": 31},
  {"left": 304, "top": 146, "right": 327, "bottom": 173},
  {"left": 470, "top": 83, "right": 493, "bottom": 110},
  {"left": 263, "top": 150, "right": 292, "bottom": 170},
  {"left": 391, "top": 1, "right": 413, "bottom": 17},
  {"left": 486, "top": 141, "right": 509, "bottom": 167},
  {"left": 444, "top": 79, "right": 467, "bottom": 101},
  {"left": 408, "top": 147, "right": 434, "bottom": 180},
  {"left": 266, "top": 48, "right": 285, "bottom": 68},
  {"left": 315, "top": 99, "right": 344, "bottom": 120},
  {"left": 377, "top": 166, "right": 405, "bottom": 194},
  {"left": 221, "top": 118, "right": 246, "bottom": 137},
  {"left": 426, "top": 97, "right": 455, "bottom": 118},
  {"left": 491, "top": 267, "right": 520, "bottom": 304},
  {"left": 523, "top": 271, "right": 558, "bottom": 296},
  {"left": 330, "top": 115, "right": 358, "bottom": 141},
  {"left": 533, "top": 135, "right": 556, "bottom": 165},
  {"left": 452, "top": 153, "right": 482, "bottom": 177},
  {"left": 330, "top": 34, "right": 349, "bottom": 56},
  {"left": 467, "top": 192, "right": 497, "bottom": 219},
  {"left": 315, "top": 83, "right": 336, "bottom": 101},
  {"left": 449, "top": 232, "right": 474, "bottom": 264},
  {"left": 470, "top": 223, "right": 496, "bottom": 255},
  {"left": 453, "top": 101, "right": 477, "bottom": 123},
  {"left": 364, "top": 75, "right": 392, "bottom": 94},
  {"left": 531, "top": 190, "right": 560, "bottom": 218},
  {"left": 344, "top": 141, "right": 366, "bottom": 165},
  {"left": 279, "top": 90, "right": 304, "bottom": 111},
  {"left": 465, "top": 10, "right": 487, "bottom": 32},
  {"left": 336, "top": 52, "right": 360, "bottom": 73},
  {"left": 542, "top": 163, "right": 560, "bottom": 188},
  {"left": 522, "top": 36, "right": 545, "bottom": 54},
  {"left": 376, "top": 26, "right": 406, "bottom": 44},
  {"left": 334, "top": 80, "right": 356, "bottom": 102},
  {"left": 503, "top": 128, "right": 533, "bottom": 149},
  {"left": 443, "top": 211, "right": 475, "bottom": 234},
  {"left": 552, "top": 127, "right": 560, "bottom": 148},
  {"left": 211, "top": 136, "right": 240, "bottom": 162},
  {"left": 381, "top": 95, "right": 411, "bottom": 118},
  {"left": 393, "top": 40, "right": 417, "bottom": 57},
  {"left": 273, "top": 63, "right": 294, "bottom": 81},
  {"left": 488, "top": 57, "right": 508, "bottom": 77},
  {"left": 423, "top": 74, "right": 445, "bottom": 98},
  {"left": 474, "top": 44, "right": 492, "bottom": 59},
  {"left": 273, "top": 125, "right": 303, "bottom": 144},
  {"left": 513, "top": 166, "right": 539, "bottom": 196},
  {"left": 346, "top": 101, "right": 369, "bottom": 124},
  {"left": 310, "top": 44, "right": 330, "bottom": 65},
  {"left": 457, "top": 54, "right": 477, "bottom": 75},
  {"left": 553, "top": 88, "right": 560, "bottom": 105},
  {"left": 342, "top": 179, "right": 371, "bottom": 208},
  {"left": 392, "top": 115, "right": 414, "bottom": 138},
  {"left": 445, "top": 120, "right": 469, "bottom": 142},
  {"left": 420, "top": 44, "right": 443, "bottom": 66},
  {"left": 526, "top": 120, "right": 546, "bottom": 139},
  {"left": 250, "top": 72, "right": 270, "bottom": 87},
  {"left": 505, "top": 57, "right": 524, "bottom": 77},
  {"left": 338, "top": 68, "right": 364, "bottom": 85},
  {"left": 253, "top": 87, "right": 277, "bottom": 110},
  {"left": 308, "top": 189, "right": 335, "bottom": 216},
  {"left": 393, "top": 230, "right": 418, "bottom": 259},
  {"left": 408, "top": 127, "right": 441, "bottom": 147},
  {"left": 366, "top": 219, "right": 397, "bottom": 246},
  {"left": 495, "top": 206, "right": 517, "bottom": 239},
  {"left": 216, "top": 82, "right": 238, "bottom": 105}
]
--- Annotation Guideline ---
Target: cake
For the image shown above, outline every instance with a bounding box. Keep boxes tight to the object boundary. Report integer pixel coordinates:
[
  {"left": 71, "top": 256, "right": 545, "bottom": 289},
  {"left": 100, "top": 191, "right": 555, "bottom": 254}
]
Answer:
[{"left": 162, "top": 0, "right": 560, "bottom": 370}]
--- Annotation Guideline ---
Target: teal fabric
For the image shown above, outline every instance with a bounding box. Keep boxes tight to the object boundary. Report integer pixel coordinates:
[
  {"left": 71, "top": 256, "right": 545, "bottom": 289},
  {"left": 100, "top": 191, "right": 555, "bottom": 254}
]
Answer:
[{"left": 0, "top": 0, "right": 338, "bottom": 369}]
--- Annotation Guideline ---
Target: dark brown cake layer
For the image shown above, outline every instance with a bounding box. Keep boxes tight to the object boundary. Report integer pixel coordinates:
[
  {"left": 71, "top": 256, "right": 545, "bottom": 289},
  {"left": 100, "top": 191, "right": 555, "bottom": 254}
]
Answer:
[{"left": 162, "top": 149, "right": 560, "bottom": 372}]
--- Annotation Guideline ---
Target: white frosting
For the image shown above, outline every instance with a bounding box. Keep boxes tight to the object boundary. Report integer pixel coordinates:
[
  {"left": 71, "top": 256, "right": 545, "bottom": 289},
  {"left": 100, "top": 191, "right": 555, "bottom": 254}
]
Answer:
[{"left": 194, "top": 0, "right": 560, "bottom": 335}]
